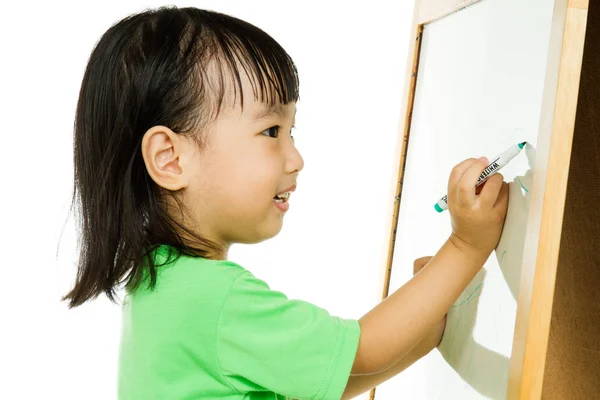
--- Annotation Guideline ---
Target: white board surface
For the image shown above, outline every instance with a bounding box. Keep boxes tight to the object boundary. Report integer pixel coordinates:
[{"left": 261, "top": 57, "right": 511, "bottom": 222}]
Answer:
[{"left": 376, "top": 0, "right": 556, "bottom": 398}]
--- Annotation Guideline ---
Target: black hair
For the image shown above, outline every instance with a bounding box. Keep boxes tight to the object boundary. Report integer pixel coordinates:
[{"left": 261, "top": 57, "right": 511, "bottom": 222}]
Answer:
[{"left": 62, "top": 6, "right": 300, "bottom": 308}]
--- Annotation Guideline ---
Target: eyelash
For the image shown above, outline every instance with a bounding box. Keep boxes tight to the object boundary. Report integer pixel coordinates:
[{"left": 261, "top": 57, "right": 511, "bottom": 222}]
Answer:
[{"left": 262, "top": 125, "right": 296, "bottom": 143}]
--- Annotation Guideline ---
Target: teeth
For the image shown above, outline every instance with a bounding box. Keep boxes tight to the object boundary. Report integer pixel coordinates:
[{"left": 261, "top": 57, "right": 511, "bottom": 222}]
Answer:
[{"left": 275, "top": 192, "right": 290, "bottom": 199}]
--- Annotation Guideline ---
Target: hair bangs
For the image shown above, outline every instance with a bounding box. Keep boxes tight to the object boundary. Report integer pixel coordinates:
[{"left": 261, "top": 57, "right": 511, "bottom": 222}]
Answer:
[{"left": 206, "top": 19, "right": 300, "bottom": 115}]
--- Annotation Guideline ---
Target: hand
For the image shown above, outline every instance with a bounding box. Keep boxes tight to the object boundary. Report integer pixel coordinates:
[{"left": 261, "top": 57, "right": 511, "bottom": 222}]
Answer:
[
  {"left": 447, "top": 157, "right": 509, "bottom": 256},
  {"left": 413, "top": 256, "right": 433, "bottom": 275},
  {"left": 413, "top": 256, "right": 447, "bottom": 347}
]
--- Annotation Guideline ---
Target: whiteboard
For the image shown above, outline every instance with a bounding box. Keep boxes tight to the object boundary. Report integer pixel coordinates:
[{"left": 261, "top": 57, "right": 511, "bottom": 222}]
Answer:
[{"left": 376, "top": 0, "right": 555, "bottom": 398}]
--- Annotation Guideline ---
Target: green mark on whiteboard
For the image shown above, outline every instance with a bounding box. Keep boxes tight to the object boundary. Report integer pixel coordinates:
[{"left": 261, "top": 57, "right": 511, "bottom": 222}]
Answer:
[
  {"left": 517, "top": 177, "right": 529, "bottom": 193},
  {"left": 450, "top": 283, "right": 483, "bottom": 308}
]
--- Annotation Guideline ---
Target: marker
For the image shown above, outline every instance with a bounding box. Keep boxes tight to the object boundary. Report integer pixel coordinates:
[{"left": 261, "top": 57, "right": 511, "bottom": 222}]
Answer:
[{"left": 434, "top": 142, "right": 527, "bottom": 213}]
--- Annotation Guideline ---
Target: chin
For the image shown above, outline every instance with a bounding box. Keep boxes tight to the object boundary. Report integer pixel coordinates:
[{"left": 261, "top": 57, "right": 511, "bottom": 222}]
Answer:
[
  {"left": 237, "top": 223, "right": 283, "bottom": 245},
  {"left": 264, "top": 216, "right": 285, "bottom": 241}
]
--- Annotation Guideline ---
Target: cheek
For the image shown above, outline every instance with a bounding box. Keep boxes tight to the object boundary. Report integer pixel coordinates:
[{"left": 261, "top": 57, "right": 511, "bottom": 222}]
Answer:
[
  {"left": 198, "top": 147, "right": 281, "bottom": 212},
  {"left": 237, "top": 159, "right": 280, "bottom": 197},
  {"left": 205, "top": 172, "right": 270, "bottom": 214}
]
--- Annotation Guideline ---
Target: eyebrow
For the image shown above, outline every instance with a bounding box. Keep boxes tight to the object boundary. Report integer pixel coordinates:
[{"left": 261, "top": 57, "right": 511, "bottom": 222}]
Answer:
[{"left": 252, "top": 105, "right": 297, "bottom": 121}]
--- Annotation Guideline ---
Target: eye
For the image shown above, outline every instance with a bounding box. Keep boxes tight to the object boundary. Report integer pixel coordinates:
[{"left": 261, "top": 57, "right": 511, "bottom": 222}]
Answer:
[
  {"left": 261, "top": 125, "right": 297, "bottom": 143},
  {"left": 261, "top": 126, "right": 280, "bottom": 138}
]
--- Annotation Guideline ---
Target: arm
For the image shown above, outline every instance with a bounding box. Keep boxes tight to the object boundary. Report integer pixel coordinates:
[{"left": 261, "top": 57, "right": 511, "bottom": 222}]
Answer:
[
  {"left": 352, "top": 238, "right": 487, "bottom": 374},
  {"left": 351, "top": 157, "right": 509, "bottom": 375},
  {"left": 341, "top": 315, "right": 446, "bottom": 399}
]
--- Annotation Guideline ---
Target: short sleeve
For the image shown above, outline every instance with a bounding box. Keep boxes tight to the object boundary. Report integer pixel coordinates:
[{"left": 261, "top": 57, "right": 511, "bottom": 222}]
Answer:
[{"left": 216, "top": 271, "right": 361, "bottom": 400}]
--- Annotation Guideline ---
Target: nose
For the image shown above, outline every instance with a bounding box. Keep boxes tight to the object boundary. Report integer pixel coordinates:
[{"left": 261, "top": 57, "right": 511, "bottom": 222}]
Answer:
[{"left": 288, "top": 143, "right": 304, "bottom": 174}]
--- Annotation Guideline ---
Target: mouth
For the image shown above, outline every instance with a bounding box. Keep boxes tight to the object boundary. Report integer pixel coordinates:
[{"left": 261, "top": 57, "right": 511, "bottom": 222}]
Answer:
[
  {"left": 273, "top": 192, "right": 290, "bottom": 203},
  {"left": 273, "top": 193, "right": 290, "bottom": 212},
  {"left": 276, "top": 184, "right": 296, "bottom": 196},
  {"left": 273, "top": 184, "right": 296, "bottom": 203}
]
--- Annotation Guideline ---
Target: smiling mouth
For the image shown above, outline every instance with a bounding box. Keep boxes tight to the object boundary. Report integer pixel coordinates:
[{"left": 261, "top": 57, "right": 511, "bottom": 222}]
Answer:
[{"left": 273, "top": 192, "right": 291, "bottom": 202}]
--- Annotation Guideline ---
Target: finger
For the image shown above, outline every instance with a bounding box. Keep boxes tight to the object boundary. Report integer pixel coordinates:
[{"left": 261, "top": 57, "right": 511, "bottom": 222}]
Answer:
[
  {"left": 457, "top": 157, "right": 489, "bottom": 205},
  {"left": 449, "top": 158, "right": 480, "bottom": 184},
  {"left": 413, "top": 256, "right": 434, "bottom": 275},
  {"left": 448, "top": 158, "right": 480, "bottom": 205},
  {"left": 475, "top": 174, "right": 491, "bottom": 195},
  {"left": 413, "top": 257, "right": 427, "bottom": 274},
  {"left": 478, "top": 173, "right": 504, "bottom": 208}
]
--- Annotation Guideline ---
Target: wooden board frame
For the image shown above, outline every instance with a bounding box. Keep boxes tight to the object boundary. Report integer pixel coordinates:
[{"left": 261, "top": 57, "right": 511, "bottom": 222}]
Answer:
[{"left": 372, "top": 0, "right": 589, "bottom": 399}]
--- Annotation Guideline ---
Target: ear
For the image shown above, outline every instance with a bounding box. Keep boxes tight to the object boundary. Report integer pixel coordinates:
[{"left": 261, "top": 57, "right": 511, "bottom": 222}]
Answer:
[{"left": 141, "top": 125, "right": 189, "bottom": 191}]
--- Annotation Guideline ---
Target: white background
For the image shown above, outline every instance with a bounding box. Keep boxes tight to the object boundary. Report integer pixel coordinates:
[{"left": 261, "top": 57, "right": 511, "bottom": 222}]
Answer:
[{"left": 0, "top": 1, "right": 416, "bottom": 399}]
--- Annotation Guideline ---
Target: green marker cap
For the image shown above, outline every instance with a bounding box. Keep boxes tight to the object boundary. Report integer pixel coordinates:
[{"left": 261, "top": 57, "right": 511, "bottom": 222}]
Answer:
[{"left": 434, "top": 203, "right": 443, "bottom": 213}]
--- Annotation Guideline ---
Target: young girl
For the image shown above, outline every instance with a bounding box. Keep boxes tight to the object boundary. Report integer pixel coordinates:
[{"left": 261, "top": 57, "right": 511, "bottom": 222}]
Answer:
[{"left": 63, "top": 6, "right": 508, "bottom": 400}]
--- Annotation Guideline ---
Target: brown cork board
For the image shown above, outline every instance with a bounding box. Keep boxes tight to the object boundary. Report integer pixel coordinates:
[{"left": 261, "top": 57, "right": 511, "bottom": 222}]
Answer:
[{"left": 541, "top": 2, "right": 600, "bottom": 398}]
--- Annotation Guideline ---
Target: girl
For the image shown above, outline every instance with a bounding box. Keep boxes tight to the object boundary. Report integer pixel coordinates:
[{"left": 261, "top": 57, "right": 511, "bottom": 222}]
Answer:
[{"left": 63, "top": 6, "right": 508, "bottom": 400}]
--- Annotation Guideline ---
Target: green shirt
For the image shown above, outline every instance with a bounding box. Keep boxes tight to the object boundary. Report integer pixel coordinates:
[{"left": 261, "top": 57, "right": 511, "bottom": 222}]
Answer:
[{"left": 118, "top": 245, "right": 361, "bottom": 400}]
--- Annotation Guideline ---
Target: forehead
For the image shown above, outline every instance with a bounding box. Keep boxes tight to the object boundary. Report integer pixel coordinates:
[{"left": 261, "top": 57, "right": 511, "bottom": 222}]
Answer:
[
  {"left": 210, "top": 59, "right": 296, "bottom": 122},
  {"left": 251, "top": 102, "right": 296, "bottom": 121}
]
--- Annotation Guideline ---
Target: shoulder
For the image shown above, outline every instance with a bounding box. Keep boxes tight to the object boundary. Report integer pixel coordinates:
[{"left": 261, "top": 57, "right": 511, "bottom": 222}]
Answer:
[{"left": 132, "top": 245, "right": 251, "bottom": 300}]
